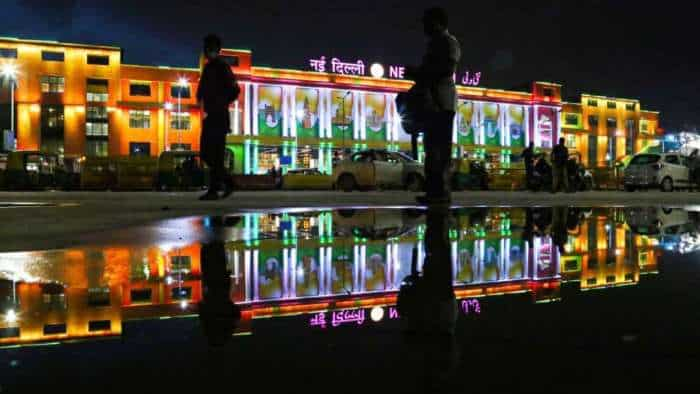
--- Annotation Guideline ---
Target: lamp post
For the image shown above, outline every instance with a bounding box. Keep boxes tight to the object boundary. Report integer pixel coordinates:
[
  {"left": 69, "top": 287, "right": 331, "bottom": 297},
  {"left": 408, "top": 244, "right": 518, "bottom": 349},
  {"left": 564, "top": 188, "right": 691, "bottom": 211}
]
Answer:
[
  {"left": 164, "top": 102, "right": 174, "bottom": 151},
  {"left": 1, "top": 64, "right": 17, "bottom": 150}
]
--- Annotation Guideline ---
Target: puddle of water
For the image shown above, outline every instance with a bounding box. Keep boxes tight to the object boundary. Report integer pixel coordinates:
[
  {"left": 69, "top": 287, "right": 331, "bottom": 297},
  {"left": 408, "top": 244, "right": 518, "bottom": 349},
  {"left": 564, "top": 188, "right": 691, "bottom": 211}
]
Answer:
[{"left": 1, "top": 205, "right": 699, "bottom": 391}]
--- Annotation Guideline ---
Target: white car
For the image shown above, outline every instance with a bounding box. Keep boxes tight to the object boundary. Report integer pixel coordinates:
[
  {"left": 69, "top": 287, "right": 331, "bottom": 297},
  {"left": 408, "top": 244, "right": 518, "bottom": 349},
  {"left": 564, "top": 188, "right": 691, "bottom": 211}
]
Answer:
[
  {"left": 623, "top": 153, "right": 690, "bottom": 192},
  {"left": 333, "top": 150, "right": 425, "bottom": 192}
]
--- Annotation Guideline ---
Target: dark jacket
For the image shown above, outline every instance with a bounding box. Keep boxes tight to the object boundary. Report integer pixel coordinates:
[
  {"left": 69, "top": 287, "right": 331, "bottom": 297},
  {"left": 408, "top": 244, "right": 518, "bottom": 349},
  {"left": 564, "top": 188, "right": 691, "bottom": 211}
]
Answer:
[
  {"left": 552, "top": 144, "right": 568, "bottom": 167},
  {"left": 197, "top": 57, "right": 239, "bottom": 129}
]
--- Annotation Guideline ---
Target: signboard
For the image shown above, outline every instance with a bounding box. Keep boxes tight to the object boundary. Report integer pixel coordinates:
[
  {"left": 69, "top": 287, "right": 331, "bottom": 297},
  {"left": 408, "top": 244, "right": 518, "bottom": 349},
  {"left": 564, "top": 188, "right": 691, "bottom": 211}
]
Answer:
[
  {"left": 364, "top": 93, "right": 387, "bottom": 141},
  {"left": 457, "top": 101, "right": 476, "bottom": 145},
  {"left": 330, "top": 90, "right": 354, "bottom": 141},
  {"left": 483, "top": 103, "right": 501, "bottom": 146},
  {"left": 295, "top": 87, "right": 320, "bottom": 138},
  {"left": 258, "top": 85, "right": 283, "bottom": 137},
  {"left": 509, "top": 105, "right": 526, "bottom": 148},
  {"left": 536, "top": 107, "right": 558, "bottom": 148}
]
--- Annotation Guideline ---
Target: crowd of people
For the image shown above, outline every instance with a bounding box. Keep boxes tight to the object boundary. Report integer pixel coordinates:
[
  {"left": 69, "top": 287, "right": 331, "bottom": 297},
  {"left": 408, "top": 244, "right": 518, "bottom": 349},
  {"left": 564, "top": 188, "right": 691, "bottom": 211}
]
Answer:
[{"left": 521, "top": 137, "right": 575, "bottom": 193}]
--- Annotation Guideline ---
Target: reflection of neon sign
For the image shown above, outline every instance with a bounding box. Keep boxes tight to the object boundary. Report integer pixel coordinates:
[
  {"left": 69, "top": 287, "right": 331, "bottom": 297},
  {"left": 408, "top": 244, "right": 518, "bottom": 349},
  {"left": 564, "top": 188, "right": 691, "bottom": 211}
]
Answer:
[{"left": 309, "top": 299, "right": 481, "bottom": 329}]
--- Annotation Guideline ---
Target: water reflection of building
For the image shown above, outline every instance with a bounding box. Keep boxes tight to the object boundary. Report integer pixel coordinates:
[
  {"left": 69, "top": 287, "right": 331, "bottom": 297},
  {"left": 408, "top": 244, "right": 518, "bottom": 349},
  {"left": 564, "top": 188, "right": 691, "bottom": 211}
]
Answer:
[{"left": 0, "top": 207, "right": 663, "bottom": 345}]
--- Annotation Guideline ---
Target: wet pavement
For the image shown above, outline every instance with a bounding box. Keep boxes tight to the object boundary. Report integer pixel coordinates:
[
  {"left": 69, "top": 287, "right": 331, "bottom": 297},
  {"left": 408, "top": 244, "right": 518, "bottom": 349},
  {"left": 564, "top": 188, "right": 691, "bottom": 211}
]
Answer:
[{"left": 1, "top": 204, "right": 700, "bottom": 392}]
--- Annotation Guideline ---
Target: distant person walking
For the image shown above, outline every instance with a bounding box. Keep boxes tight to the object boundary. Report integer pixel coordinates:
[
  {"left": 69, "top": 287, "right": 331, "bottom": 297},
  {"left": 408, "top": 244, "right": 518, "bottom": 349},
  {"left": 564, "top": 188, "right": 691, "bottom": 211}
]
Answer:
[
  {"left": 196, "top": 34, "right": 239, "bottom": 200},
  {"left": 551, "top": 137, "right": 570, "bottom": 193},
  {"left": 408, "top": 7, "right": 461, "bottom": 205},
  {"left": 521, "top": 142, "right": 535, "bottom": 190}
]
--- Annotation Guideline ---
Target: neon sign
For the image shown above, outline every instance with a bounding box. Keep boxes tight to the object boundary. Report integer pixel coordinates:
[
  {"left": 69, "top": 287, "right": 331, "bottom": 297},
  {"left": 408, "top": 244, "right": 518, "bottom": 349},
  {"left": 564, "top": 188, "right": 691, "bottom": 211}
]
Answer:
[
  {"left": 308, "top": 56, "right": 482, "bottom": 86},
  {"left": 309, "top": 299, "right": 482, "bottom": 329}
]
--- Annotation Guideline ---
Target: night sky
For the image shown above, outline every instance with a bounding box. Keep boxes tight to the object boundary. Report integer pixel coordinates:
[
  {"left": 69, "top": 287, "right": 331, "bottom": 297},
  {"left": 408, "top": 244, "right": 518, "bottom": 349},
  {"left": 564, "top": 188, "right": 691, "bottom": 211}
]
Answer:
[{"left": 3, "top": 0, "right": 697, "bottom": 129}]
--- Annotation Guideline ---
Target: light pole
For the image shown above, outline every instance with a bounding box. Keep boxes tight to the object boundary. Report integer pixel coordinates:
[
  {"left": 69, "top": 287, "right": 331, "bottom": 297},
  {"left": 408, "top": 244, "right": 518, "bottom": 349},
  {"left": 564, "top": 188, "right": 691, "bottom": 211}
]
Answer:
[
  {"left": 1, "top": 63, "right": 17, "bottom": 150},
  {"left": 164, "top": 102, "right": 174, "bottom": 151},
  {"left": 177, "top": 77, "right": 188, "bottom": 149}
]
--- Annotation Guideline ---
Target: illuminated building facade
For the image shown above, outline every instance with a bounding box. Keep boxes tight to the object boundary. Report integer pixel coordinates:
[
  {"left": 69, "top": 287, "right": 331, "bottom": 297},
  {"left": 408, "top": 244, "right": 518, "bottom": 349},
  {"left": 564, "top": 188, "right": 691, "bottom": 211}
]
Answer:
[
  {"left": 0, "top": 207, "right": 664, "bottom": 345},
  {"left": 1, "top": 37, "right": 661, "bottom": 171}
]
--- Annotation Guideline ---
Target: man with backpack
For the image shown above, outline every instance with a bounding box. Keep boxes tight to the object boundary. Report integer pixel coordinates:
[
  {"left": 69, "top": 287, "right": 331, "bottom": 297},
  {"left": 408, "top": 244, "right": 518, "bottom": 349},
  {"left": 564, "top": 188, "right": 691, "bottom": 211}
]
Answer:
[{"left": 551, "top": 137, "right": 570, "bottom": 193}]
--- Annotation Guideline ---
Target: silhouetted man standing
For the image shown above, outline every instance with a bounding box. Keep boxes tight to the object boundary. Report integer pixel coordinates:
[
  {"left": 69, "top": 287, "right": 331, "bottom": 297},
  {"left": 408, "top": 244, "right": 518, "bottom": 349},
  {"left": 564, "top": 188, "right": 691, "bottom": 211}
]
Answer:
[
  {"left": 551, "top": 137, "right": 569, "bottom": 193},
  {"left": 522, "top": 142, "right": 535, "bottom": 190},
  {"left": 197, "top": 34, "right": 239, "bottom": 200},
  {"left": 409, "top": 7, "right": 461, "bottom": 205}
]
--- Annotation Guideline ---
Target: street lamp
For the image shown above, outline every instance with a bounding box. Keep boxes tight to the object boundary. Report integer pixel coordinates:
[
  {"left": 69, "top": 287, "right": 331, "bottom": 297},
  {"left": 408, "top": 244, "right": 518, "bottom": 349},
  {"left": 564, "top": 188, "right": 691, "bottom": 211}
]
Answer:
[{"left": 1, "top": 63, "right": 18, "bottom": 149}]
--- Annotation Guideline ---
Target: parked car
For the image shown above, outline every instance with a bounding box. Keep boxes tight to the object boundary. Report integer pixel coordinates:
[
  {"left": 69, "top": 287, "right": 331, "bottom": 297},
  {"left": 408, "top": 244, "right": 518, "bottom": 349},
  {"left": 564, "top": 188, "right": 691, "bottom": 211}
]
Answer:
[
  {"left": 333, "top": 150, "right": 424, "bottom": 192},
  {"left": 282, "top": 168, "right": 333, "bottom": 190},
  {"left": 452, "top": 159, "right": 489, "bottom": 191},
  {"left": 2, "top": 151, "right": 61, "bottom": 190},
  {"left": 623, "top": 153, "right": 690, "bottom": 192}
]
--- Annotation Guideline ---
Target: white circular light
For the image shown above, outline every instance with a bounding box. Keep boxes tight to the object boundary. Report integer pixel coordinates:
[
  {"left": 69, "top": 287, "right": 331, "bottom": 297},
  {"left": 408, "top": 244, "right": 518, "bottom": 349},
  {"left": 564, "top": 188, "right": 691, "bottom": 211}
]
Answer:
[
  {"left": 370, "top": 306, "right": 384, "bottom": 322},
  {"left": 164, "top": 102, "right": 174, "bottom": 111},
  {"left": 179, "top": 300, "right": 188, "bottom": 310},
  {"left": 4, "top": 309, "right": 17, "bottom": 324},
  {"left": 370, "top": 63, "right": 384, "bottom": 79}
]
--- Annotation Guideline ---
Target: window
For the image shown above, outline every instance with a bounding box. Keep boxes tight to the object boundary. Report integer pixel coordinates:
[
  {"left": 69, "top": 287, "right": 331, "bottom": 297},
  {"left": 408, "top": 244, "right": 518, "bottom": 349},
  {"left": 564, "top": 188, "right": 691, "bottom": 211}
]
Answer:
[
  {"left": 170, "top": 85, "right": 191, "bottom": 98},
  {"left": 625, "top": 103, "right": 635, "bottom": 111},
  {"left": 87, "top": 54, "right": 109, "bottom": 65},
  {"left": 607, "top": 101, "right": 617, "bottom": 109},
  {"left": 221, "top": 55, "right": 239, "bottom": 66},
  {"left": 606, "top": 275, "right": 616, "bottom": 283},
  {"left": 170, "top": 112, "right": 191, "bottom": 130},
  {"left": 86, "top": 122, "right": 109, "bottom": 137},
  {"left": 129, "top": 142, "right": 151, "bottom": 157},
  {"left": 40, "top": 75, "right": 65, "bottom": 93},
  {"left": 564, "top": 260, "right": 578, "bottom": 271},
  {"left": 588, "top": 115, "right": 599, "bottom": 127},
  {"left": 170, "top": 143, "right": 192, "bottom": 151},
  {"left": 43, "top": 323, "right": 67, "bottom": 335},
  {"left": 129, "top": 83, "right": 151, "bottom": 96},
  {"left": 87, "top": 106, "right": 108, "bottom": 120},
  {"left": 86, "top": 140, "right": 108, "bottom": 157},
  {"left": 606, "top": 118, "right": 617, "bottom": 129},
  {"left": 625, "top": 119, "right": 635, "bottom": 133},
  {"left": 586, "top": 278, "right": 597, "bottom": 285},
  {"left": 587, "top": 99, "right": 598, "bottom": 107},
  {"left": 41, "top": 105, "right": 64, "bottom": 130},
  {"left": 664, "top": 155, "right": 680, "bottom": 165},
  {"left": 0, "top": 327, "right": 20, "bottom": 338},
  {"left": 0, "top": 47, "right": 18, "bottom": 58},
  {"left": 543, "top": 88, "right": 553, "bottom": 97},
  {"left": 171, "top": 255, "right": 192, "bottom": 272},
  {"left": 624, "top": 273, "right": 634, "bottom": 281},
  {"left": 641, "top": 121, "right": 649, "bottom": 132},
  {"left": 87, "top": 78, "right": 109, "bottom": 102},
  {"left": 566, "top": 134, "right": 576, "bottom": 148},
  {"left": 565, "top": 114, "right": 579, "bottom": 126},
  {"left": 130, "top": 289, "right": 153, "bottom": 304},
  {"left": 42, "top": 51, "right": 64, "bottom": 62},
  {"left": 129, "top": 110, "right": 151, "bottom": 128},
  {"left": 88, "top": 320, "right": 112, "bottom": 332},
  {"left": 629, "top": 154, "right": 660, "bottom": 165},
  {"left": 88, "top": 288, "right": 111, "bottom": 307}
]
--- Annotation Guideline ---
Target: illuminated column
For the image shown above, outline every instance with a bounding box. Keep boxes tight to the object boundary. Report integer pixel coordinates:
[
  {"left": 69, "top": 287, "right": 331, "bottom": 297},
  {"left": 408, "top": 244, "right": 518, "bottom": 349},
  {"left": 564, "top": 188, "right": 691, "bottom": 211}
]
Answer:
[
  {"left": 290, "top": 87, "right": 297, "bottom": 138},
  {"left": 499, "top": 104, "right": 506, "bottom": 147},
  {"left": 477, "top": 240, "right": 485, "bottom": 283},
  {"left": 282, "top": 248, "right": 289, "bottom": 298},
  {"left": 252, "top": 249, "right": 259, "bottom": 301},
  {"left": 533, "top": 237, "right": 540, "bottom": 280},
  {"left": 233, "top": 100, "right": 240, "bottom": 135},
  {"left": 478, "top": 102, "right": 485, "bottom": 145},
  {"left": 252, "top": 141, "right": 259, "bottom": 174},
  {"left": 352, "top": 91, "right": 359, "bottom": 140},
  {"left": 243, "top": 82, "right": 251, "bottom": 135},
  {"left": 385, "top": 243, "right": 393, "bottom": 289},
  {"left": 451, "top": 240, "right": 458, "bottom": 282},
  {"left": 416, "top": 240, "right": 425, "bottom": 272},
  {"left": 523, "top": 240, "right": 529, "bottom": 279},
  {"left": 556, "top": 107, "right": 562, "bottom": 144},
  {"left": 500, "top": 238, "right": 506, "bottom": 281},
  {"left": 290, "top": 247, "right": 297, "bottom": 297},
  {"left": 244, "top": 249, "right": 251, "bottom": 301},
  {"left": 325, "top": 89, "right": 333, "bottom": 138},
  {"left": 360, "top": 244, "right": 367, "bottom": 291},
  {"left": 533, "top": 105, "right": 539, "bottom": 148},
  {"left": 385, "top": 93, "right": 392, "bottom": 143},
  {"left": 504, "top": 105, "right": 511, "bottom": 146},
  {"left": 359, "top": 93, "right": 367, "bottom": 141},
  {"left": 252, "top": 84, "right": 259, "bottom": 136},
  {"left": 243, "top": 140, "right": 250, "bottom": 174},
  {"left": 452, "top": 109, "right": 458, "bottom": 144},
  {"left": 281, "top": 86, "right": 289, "bottom": 138},
  {"left": 353, "top": 244, "right": 360, "bottom": 292},
  {"left": 524, "top": 105, "right": 530, "bottom": 146}
]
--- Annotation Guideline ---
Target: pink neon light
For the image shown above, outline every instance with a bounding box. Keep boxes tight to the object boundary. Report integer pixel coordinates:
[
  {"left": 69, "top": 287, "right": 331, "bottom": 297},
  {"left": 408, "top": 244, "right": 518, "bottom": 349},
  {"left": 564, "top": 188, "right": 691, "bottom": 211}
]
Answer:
[
  {"left": 460, "top": 71, "right": 482, "bottom": 86},
  {"left": 389, "top": 307, "right": 399, "bottom": 319},
  {"left": 461, "top": 299, "right": 481, "bottom": 314},
  {"left": 331, "top": 309, "right": 366, "bottom": 327}
]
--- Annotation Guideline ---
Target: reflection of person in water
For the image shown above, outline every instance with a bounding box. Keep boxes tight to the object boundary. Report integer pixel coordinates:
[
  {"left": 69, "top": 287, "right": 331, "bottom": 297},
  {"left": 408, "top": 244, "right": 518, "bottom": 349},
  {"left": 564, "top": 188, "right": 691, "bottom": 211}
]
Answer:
[
  {"left": 198, "top": 240, "right": 241, "bottom": 347},
  {"left": 551, "top": 206, "right": 569, "bottom": 255},
  {"left": 397, "top": 205, "right": 458, "bottom": 392}
]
